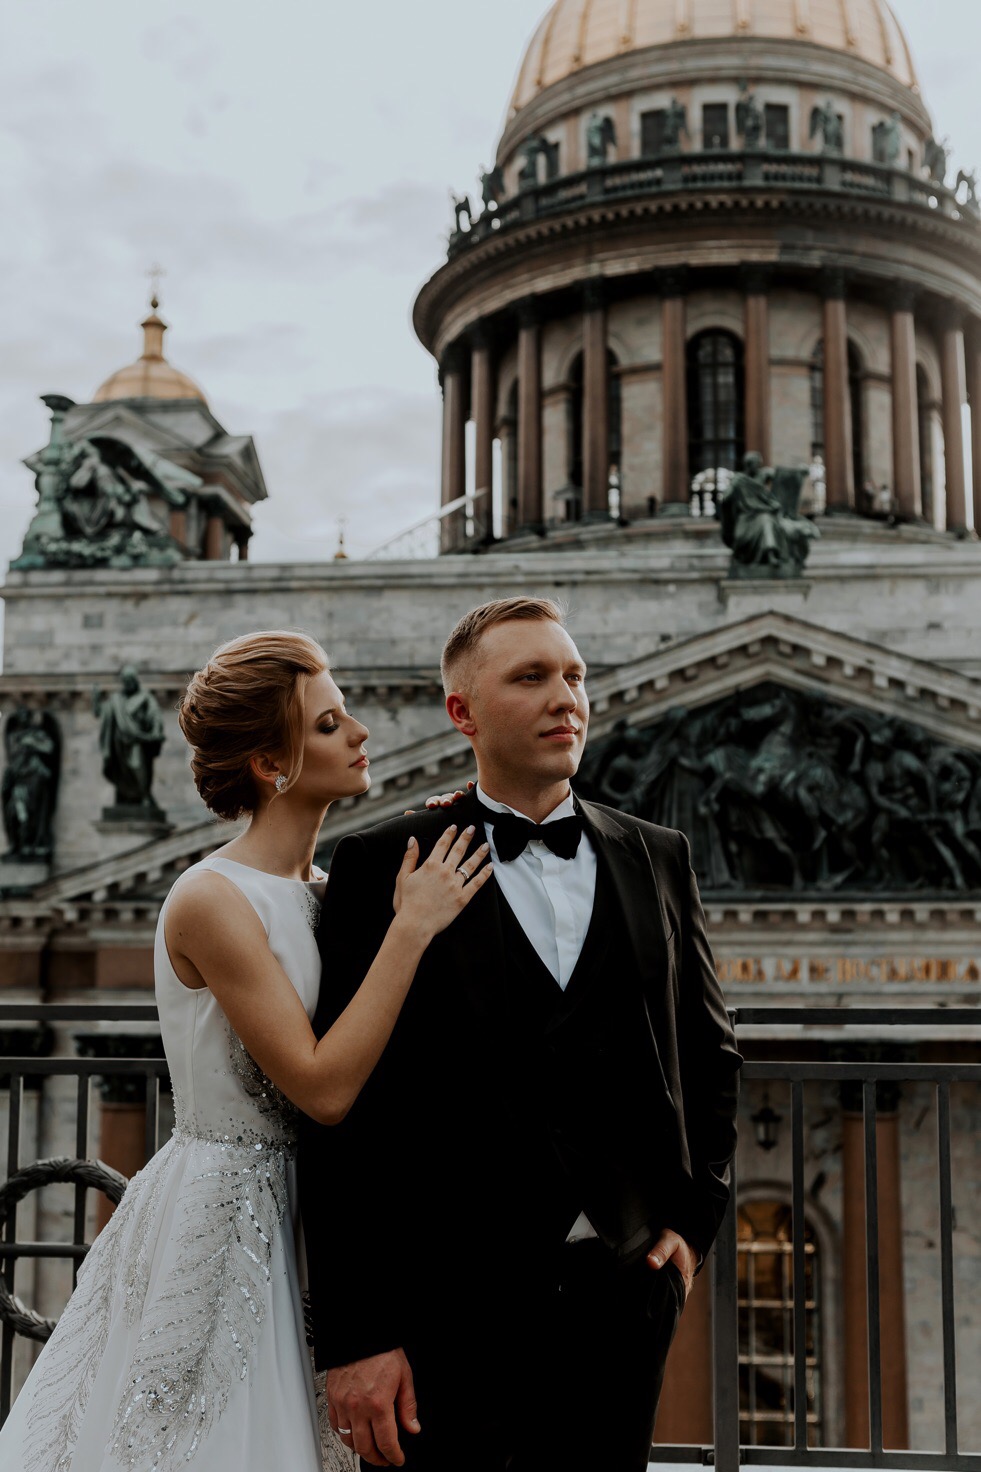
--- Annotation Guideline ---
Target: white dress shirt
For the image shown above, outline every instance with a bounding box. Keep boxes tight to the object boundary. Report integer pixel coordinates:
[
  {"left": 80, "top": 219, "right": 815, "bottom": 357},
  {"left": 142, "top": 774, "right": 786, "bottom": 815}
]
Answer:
[
  {"left": 476, "top": 784, "right": 599, "bottom": 1242},
  {"left": 476, "top": 784, "right": 596, "bottom": 990}
]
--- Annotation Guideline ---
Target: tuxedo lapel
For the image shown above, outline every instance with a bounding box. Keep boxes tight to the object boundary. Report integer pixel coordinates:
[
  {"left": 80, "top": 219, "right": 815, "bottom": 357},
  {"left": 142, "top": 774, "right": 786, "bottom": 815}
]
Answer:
[
  {"left": 429, "top": 790, "right": 508, "bottom": 1036},
  {"left": 576, "top": 798, "right": 670, "bottom": 987}
]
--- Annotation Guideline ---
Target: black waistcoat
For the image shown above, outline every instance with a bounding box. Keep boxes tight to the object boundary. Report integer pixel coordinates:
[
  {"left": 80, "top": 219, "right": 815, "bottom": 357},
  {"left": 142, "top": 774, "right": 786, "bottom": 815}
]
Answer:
[{"left": 497, "top": 856, "right": 679, "bottom": 1267}]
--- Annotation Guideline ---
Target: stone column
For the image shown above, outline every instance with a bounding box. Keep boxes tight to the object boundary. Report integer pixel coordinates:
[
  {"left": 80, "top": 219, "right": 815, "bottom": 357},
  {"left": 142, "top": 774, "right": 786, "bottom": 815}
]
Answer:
[
  {"left": 653, "top": 1266, "right": 714, "bottom": 1445},
  {"left": 822, "top": 269, "right": 854, "bottom": 511},
  {"left": 96, "top": 1102, "right": 147, "bottom": 1231},
  {"left": 939, "top": 307, "right": 968, "bottom": 532},
  {"left": 967, "top": 325, "right": 981, "bottom": 535},
  {"left": 517, "top": 301, "right": 543, "bottom": 531},
  {"left": 841, "top": 1090, "right": 910, "bottom": 1450},
  {"left": 743, "top": 268, "right": 771, "bottom": 463},
  {"left": 890, "top": 288, "right": 922, "bottom": 519},
  {"left": 660, "top": 271, "right": 689, "bottom": 511},
  {"left": 237, "top": 534, "right": 250, "bottom": 563},
  {"left": 471, "top": 330, "right": 495, "bottom": 540},
  {"left": 204, "top": 514, "right": 225, "bottom": 560},
  {"left": 168, "top": 508, "right": 187, "bottom": 547},
  {"left": 440, "top": 345, "right": 467, "bottom": 553},
  {"left": 582, "top": 281, "right": 611, "bottom": 519}
]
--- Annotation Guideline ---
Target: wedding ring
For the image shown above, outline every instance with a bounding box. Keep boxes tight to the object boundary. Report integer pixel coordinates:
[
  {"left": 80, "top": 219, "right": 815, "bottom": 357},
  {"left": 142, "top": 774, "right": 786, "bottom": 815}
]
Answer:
[
  {"left": 456, "top": 865, "right": 471, "bottom": 881},
  {"left": 337, "top": 1428, "right": 352, "bottom": 1436}
]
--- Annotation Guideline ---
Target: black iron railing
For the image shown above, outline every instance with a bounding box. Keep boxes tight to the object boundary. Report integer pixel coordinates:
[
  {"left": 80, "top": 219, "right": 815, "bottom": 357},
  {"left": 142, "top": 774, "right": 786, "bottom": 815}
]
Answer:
[
  {"left": 448, "top": 151, "right": 975, "bottom": 257},
  {"left": 0, "top": 1003, "right": 978, "bottom": 1470}
]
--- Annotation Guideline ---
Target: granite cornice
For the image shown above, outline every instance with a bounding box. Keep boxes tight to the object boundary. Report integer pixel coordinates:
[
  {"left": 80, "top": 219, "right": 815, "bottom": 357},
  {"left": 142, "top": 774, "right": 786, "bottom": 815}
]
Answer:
[{"left": 417, "top": 192, "right": 981, "bottom": 355}]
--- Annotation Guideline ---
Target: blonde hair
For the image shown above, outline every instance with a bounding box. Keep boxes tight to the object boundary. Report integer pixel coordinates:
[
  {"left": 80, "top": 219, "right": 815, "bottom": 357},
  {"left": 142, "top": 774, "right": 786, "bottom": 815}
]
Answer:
[
  {"left": 440, "top": 597, "right": 565, "bottom": 695},
  {"left": 178, "top": 630, "right": 328, "bottom": 819}
]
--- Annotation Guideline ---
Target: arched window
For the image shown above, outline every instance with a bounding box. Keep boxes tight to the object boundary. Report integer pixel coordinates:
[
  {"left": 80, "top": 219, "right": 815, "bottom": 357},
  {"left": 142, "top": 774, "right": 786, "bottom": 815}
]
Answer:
[
  {"left": 687, "top": 330, "right": 745, "bottom": 487},
  {"left": 566, "top": 349, "right": 622, "bottom": 519},
  {"left": 917, "top": 365, "right": 934, "bottom": 524},
  {"left": 848, "top": 342, "right": 865, "bottom": 499},
  {"left": 738, "top": 1200, "right": 824, "bottom": 1448}
]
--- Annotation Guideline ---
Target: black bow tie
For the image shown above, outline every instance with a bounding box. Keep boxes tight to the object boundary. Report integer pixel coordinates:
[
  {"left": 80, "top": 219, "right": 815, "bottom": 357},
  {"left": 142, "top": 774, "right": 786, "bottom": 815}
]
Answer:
[{"left": 477, "top": 802, "right": 584, "bottom": 862}]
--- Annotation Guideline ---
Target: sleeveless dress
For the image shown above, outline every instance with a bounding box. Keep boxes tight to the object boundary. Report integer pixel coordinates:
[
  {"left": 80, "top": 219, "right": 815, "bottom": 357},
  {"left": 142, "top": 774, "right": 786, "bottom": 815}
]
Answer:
[{"left": 0, "top": 856, "right": 355, "bottom": 1472}]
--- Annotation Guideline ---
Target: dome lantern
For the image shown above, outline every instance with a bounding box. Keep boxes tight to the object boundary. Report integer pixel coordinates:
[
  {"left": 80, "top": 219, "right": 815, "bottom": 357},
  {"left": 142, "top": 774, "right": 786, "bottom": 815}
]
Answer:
[{"left": 92, "top": 296, "right": 208, "bottom": 406}]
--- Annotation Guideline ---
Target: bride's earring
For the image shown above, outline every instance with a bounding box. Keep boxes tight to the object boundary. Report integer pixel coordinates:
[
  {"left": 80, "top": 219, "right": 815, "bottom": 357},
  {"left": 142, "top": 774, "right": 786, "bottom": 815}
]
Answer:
[{"left": 275, "top": 774, "right": 287, "bottom": 794}]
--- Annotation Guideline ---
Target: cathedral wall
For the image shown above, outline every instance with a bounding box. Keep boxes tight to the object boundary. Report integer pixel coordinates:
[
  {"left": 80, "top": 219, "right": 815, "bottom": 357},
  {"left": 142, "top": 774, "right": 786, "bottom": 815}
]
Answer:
[{"left": 5, "top": 532, "right": 981, "bottom": 880}]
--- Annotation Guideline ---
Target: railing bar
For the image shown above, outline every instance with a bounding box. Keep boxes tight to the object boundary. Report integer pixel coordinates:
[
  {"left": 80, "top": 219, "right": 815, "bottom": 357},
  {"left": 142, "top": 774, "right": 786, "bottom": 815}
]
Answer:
[
  {"left": 73, "top": 1074, "right": 89, "bottom": 1291},
  {"left": 713, "top": 1160, "right": 740, "bottom": 1472},
  {"left": 864, "top": 1081, "right": 884, "bottom": 1456},
  {"left": 744, "top": 1062, "right": 981, "bottom": 1082},
  {"left": 733, "top": 1008, "right": 981, "bottom": 1027},
  {"left": 733, "top": 1451, "right": 981, "bottom": 1469},
  {"left": 144, "top": 1072, "right": 159, "bottom": 1163},
  {"left": 0, "top": 1004, "right": 159, "bottom": 1022},
  {"left": 0, "top": 1072, "right": 23, "bottom": 1423},
  {"left": 791, "top": 1081, "right": 808, "bottom": 1451},
  {"left": 0, "top": 1059, "right": 169, "bottom": 1075},
  {"left": 937, "top": 1082, "right": 959, "bottom": 1458},
  {"left": 0, "top": 1242, "right": 90, "bottom": 1260},
  {"left": 0, "top": 1322, "right": 12, "bottom": 1424}
]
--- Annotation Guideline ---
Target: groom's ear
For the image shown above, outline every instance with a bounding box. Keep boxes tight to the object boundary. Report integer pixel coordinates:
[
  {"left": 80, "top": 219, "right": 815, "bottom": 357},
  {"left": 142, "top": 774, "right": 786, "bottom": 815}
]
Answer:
[{"left": 446, "top": 692, "right": 477, "bottom": 737}]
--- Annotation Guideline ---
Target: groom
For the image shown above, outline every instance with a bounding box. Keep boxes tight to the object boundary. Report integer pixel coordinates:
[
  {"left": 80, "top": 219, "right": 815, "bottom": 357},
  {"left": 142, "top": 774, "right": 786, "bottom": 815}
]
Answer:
[{"left": 299, "top": 596, "right": 741, "bottom": 1471}]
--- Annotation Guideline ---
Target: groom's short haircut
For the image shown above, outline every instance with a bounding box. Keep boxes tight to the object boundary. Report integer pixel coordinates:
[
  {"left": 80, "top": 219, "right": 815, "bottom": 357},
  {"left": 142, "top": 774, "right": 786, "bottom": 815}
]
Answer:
[{"left": 441, "top": 596, "right": 565, "bottom": 695}]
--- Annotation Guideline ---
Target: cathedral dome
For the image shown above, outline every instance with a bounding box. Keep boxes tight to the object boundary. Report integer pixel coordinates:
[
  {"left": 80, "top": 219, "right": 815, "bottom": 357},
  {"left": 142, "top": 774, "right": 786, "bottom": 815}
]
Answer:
[
  {"left": 510, "top": 0, "right": 919, "bottom": 113},
  {"left": 93, "top": 302, "right": 208, "bottom": 406}
]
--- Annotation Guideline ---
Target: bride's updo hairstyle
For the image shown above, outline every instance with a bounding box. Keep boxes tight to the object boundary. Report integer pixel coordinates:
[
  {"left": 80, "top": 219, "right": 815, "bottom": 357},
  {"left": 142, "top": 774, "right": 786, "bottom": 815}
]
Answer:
[{"left": 178, "top": 630, "right": 328, "bottom": 820}]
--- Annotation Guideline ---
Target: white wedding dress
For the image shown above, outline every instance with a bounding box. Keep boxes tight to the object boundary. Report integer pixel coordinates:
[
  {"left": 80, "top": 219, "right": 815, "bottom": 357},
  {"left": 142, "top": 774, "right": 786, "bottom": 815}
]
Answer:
[{"left": 0, "top": 856, "right": 354, "bottom": 1472}]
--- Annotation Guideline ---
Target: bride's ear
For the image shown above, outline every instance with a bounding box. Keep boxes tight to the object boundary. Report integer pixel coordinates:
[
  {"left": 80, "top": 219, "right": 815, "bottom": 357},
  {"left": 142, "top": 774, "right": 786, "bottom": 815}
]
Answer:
[{"left": 250, "top": 752, "right": 282, "bottom": 789}]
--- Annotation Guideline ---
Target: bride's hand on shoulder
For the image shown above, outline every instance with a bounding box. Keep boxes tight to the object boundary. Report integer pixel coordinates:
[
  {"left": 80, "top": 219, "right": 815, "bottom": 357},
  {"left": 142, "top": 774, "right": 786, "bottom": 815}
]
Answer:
[
  {"left": 403, "top": 779, "right": 475, "bottom": 816},
  {"left": 393, "top": 824, "right": 492, "bottom": 940}
]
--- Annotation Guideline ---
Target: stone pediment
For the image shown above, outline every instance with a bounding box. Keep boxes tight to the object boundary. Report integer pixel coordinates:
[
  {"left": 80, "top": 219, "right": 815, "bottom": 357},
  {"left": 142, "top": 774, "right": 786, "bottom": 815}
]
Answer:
[{"left": 20, "top": 611, "right": 981, "bottom": 913}]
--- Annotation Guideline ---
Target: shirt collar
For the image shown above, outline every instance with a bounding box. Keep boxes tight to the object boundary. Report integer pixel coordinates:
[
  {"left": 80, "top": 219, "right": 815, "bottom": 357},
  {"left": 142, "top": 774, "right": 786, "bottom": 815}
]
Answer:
[{"left": 475, "top": 783, "right": 577, "bottom": 826}]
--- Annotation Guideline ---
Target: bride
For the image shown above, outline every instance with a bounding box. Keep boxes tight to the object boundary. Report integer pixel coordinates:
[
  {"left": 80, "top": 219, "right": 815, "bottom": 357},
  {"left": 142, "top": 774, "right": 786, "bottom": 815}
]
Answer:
[{"left": 0, "top": 630, "right": 491, "bottom": 1472}]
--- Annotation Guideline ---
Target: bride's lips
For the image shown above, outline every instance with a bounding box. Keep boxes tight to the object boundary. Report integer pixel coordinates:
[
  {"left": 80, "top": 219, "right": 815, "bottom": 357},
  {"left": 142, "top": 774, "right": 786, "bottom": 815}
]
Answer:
[{"left": 351, "top": 755, "right": 369, "bottom": 769}]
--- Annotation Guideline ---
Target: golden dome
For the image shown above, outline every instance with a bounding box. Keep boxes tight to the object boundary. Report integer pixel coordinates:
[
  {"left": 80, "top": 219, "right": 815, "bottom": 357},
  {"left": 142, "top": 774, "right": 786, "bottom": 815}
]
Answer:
[
  {"left": 93, "top": 301, "right": 208, "bottom": 406},
  {"left": 511, "top": 0, "right": 918, "bottom": 112}
]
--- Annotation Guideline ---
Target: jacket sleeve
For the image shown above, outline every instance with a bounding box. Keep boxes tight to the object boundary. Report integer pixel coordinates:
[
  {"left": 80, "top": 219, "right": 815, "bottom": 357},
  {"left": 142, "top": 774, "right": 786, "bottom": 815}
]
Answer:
[
  {"left": 298, "top": 831, "right": 411, "bottom": 1369},
  {"left": 671, "top": 831, "right": 742, "bottom": 1261}
]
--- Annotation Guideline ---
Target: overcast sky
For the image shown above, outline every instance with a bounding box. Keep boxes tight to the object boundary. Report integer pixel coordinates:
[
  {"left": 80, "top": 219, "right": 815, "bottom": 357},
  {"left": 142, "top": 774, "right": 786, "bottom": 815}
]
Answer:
[{"left": 2, "top": 0, "right": 979, "bottom": 569}]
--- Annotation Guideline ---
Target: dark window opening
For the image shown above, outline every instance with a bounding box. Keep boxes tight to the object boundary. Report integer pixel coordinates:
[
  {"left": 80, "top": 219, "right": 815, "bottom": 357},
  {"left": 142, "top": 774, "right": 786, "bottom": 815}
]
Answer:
[
  {"left": 703, "top": 103, "right": 730, "bottom": 150},
  {"left": 765, "top": 105, "right": 790, "bottom": 151},
  {"left": 848, "top": 341, "right": 865, "bottom": 497},
  {"left": 810, "top": 342, "right": 824, "bottom": 459},
  {"left": 567, "top": 349, "right": 622, "bottom": 518},
  {"left": 917, "top": 364, "right": 933, "bottom": 523},
  {"left": 687, "top": 330, "right": 745, "bottom": 480},
  {"left": 640, "top": 109, "right": 667, "bottom": 156}
]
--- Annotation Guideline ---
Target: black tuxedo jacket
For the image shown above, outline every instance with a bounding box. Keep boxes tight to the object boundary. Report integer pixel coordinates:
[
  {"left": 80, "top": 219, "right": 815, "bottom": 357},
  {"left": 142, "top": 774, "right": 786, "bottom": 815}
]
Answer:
[{"left": 298, "top": 790, "right": 741, "bottom": 1370}]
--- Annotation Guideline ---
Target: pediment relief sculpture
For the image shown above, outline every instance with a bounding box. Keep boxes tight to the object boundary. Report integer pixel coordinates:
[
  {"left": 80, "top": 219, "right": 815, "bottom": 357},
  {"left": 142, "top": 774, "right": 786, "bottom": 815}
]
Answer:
[
  {"left": 13, "top": 395, "right": 202, "bottom": 571},
  {"left": 574, "top": 682, "right": 981, "bottom": 895}
]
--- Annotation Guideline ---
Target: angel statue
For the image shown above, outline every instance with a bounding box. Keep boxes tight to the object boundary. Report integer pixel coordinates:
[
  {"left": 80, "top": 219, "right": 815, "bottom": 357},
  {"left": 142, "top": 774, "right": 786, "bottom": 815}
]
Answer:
[
  {"left": 586, "top": 112, "right": 617, "bottom": 167},
  {"left": 956, "top": 168, "right": 980, "bottom": 218},
  {"left": 924, "top": 135, "right": 949, "bottom": 186},
  {"left": 1, "top": 707, "right": 61, "bottom": 862},
  {"left": 810, "top": 99, "right": 844, "bottom": 154},
  {"left": 736, "top": 82, "right": 763, "bottom": 149},
  {"left": 451, "top": 192, "right": 473, "bottom": 234}
]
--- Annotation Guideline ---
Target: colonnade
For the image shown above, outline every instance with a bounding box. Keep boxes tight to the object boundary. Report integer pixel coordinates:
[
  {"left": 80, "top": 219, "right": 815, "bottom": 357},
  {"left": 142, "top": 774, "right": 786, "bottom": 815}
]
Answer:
[{"left": 439, "top": 273, "right": 981, "bottom": 548}]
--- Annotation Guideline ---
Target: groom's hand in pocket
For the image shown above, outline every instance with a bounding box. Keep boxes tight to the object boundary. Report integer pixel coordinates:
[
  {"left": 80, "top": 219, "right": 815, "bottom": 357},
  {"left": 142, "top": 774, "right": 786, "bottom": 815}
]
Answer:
[{"left": 327, "top": 1347, "right": 420, "bottom": 1467}]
